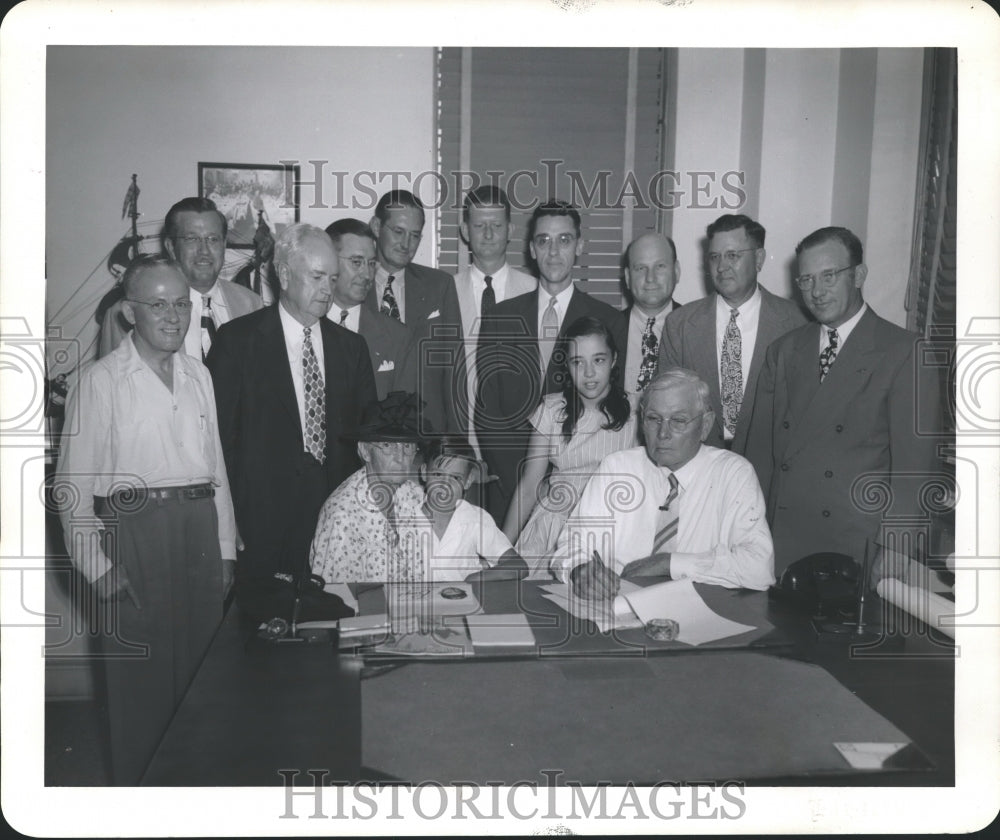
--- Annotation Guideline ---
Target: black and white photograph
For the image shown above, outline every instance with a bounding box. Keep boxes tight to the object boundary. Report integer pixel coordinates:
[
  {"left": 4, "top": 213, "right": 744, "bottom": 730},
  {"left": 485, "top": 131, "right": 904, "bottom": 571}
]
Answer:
[{"left": 1, "top": 0, "right": 998, "bottom": 836}]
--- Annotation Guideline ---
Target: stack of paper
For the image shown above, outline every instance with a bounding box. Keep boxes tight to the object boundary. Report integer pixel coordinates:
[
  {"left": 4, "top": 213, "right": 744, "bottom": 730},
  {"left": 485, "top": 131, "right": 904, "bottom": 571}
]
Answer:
[
  {"left": 538, "top": 580, "right": 644, "bottom": 632},
  {"left": 465, "top": 614, "right": 537, "bottom": 649}
]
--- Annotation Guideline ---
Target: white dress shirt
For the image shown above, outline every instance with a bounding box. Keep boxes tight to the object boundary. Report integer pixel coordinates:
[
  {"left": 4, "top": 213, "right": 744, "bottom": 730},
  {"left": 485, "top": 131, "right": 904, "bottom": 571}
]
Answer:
[
  {"left": 550, "top": 445, "right": 775, "bottom": 591},
  {"left": 375, "top": 264, "right": 406, "bottom": 323},
  {"left": 624, "top": 302, "right": 675, "bottom": 394},
  {"left": 278, "top": 302, "right": 326, "bottom": 441},
  {"left": 715, "top": 286, "right": 762, "bottom": 440},
  {"left": 536, "top": 283, "right": 576, "bottom": 336},
  {"left": 819, "top": 302, "right": 868, "bottom": 354},
  {"left": 329, "top": 302, "right": 361, "bottom": 333},
  {"left": 56, "top": 334, "right": 237, "bottom": 582},
  {"left": 468, "top": 263, "right": 512, "bottom": 317}
]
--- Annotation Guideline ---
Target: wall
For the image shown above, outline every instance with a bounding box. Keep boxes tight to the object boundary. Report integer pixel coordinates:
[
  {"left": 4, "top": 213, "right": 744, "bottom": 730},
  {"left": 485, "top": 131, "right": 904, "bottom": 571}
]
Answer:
[
  {"left": 46, "top": 46, "right": 437, "bottom": 372},
  {"left": 669, "top": 47, "right": 924, "bottom": 326}
]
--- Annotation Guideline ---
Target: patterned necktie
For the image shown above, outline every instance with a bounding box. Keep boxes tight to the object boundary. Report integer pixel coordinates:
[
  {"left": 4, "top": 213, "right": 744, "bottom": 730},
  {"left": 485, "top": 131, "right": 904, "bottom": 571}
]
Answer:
[
  {"left": 481, "top": 274, "right": 495, "bottom": 316},
  {"left": 538, "top": 295, "right": 559, "bottom": 377},
  {"left": 652, "top": 473, "right": 680, "bottom": 555},
  {"left": 819, "top": 327, "right": 839, "bottom": 382},
  {"left": 339, "top": 309, "right": 349, "bottom": 326},
  {"left": 636, "top": 316, "right": 658, "bottom": 392},
  {"left": 302, "top": 327, "right": 326, "bottom": 463},
  {"left": 381, "top": 274, "right": 400, "bottom": 321},
  {"left": 201, "top": 295, "right": 217, "bottom": 361},
  {"left": 720, "top": 307, "right": 743, "bottom": 435}
]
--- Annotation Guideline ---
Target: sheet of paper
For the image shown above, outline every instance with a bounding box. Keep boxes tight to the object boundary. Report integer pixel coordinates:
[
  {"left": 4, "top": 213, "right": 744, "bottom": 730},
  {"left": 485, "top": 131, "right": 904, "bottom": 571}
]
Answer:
[
  {"left": 834, "top": 741, "right": 910, "bottom": 770},
  {"left": 538, "top": 579, "right": 644, "bottom": 632},
  {"left": 622, "top": 579, "right": 757, "bottom": 645},
  {"left": 465, "top": 613, "right": 537, "bottom": 648}
]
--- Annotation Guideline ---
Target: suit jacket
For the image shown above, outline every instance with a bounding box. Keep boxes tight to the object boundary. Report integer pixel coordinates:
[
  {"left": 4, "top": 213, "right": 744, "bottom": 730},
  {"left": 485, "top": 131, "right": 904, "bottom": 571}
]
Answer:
[
  {"left": 475, "top": 285, "right": 628, "bottom": 521},
  {"left": 206, "top": 305, "right": 377, "bottom": 585},
  {"left": 365, "top": 262, "right": 464, "bottom": 435},
  {"left": 453, "top": 264, "right": 537, "bottom": 453},
  {"left": 744, "top": 307, "right": 942, "bottom": 575},
  {"left": 618, "top": 300, "right": 680, "bottom": 390},
  {"left": 658, "top": 285, "right": 806, "bottom": 454},
  {"left": 356, "top": 306, "right": 418, "bottom": 400},
  {"left": 97, "top": 279, "right": 263, "bottom": 359}
]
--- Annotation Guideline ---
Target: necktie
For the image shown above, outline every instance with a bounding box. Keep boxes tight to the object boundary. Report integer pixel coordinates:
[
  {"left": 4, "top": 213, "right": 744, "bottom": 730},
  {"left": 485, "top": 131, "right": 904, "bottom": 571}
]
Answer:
[
  {"left": 636, "top": 316, "right": 658, "bottom": 392},
  {"left": 381, "top": 274, "right": 400, "bottom": 321},
  {"left": 481, "top": 275, "right": 495, "bottom": 317},
  {"left": 302, "top": 327, "right": 326, "bottom": 464},
  {"left": 339, "top": 309, "right": 349, "bottom": 326},
  {"left": 652, "top": 473, "right": 680, "bottom": 555},
  {"left": 720, "top": 307, "right": 743, "bottom": 435},
  {"left": 819, "top": 327, "right": 839, "bottom": 381},
  {"left": 201, "top": 295, "right": 217, "bottom": 361},
  {"left": 538, "top": 296, "right": 559, "bottom": 377}
]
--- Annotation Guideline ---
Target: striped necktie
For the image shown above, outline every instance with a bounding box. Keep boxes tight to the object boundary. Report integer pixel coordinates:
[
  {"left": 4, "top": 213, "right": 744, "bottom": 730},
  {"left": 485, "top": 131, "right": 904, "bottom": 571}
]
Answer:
[
  {"left": 652, "top": 473, "right": 680, "bottom": 555},
  {"left": 539, "top": 295, "right": 559, "bottom": 376}
]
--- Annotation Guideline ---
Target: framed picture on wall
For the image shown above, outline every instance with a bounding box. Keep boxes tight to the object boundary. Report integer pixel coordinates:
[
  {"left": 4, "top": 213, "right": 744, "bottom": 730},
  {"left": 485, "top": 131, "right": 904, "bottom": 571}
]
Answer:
[{"left": 198, "top": 161, "right": 300, "bottom": 249}]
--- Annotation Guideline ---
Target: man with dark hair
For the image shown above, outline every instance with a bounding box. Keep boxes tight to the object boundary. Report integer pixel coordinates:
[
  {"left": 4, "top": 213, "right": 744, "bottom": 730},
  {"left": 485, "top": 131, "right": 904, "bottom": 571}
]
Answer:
[
  {"left": 621, "top": 232, "right": 681, "bottom": 396},
  {"left": 207, "top": 223, "right": 377, "bottom": 621},
  {"left": 658, "top": 212, "right": 806, "bottom": 454},
  {"left": 475, "top": 199, "right": 628, "bottom": 523},
  {"left": 98, "top": 197, "right": 263, "bottom": 359},
  {"left": 453, "top": 186, "right": 536, "bottom": 456},
  {"left": 325, "top": 218, "right": 417, "bottom": 400},
  {"left": 366, "top": 189, "right": 462, "bottom": 435},
  {"left": 746, "top": 226, "right": 942, "bottom": 577},
  {"left": 57, "top": 254, "right": 236, "bottom": 784}
]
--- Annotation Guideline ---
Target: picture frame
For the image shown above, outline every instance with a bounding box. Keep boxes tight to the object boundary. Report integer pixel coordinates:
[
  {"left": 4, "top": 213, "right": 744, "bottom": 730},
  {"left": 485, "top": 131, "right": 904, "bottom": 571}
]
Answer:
[{"left": 197, "top": 161, "right": 300, "bottom": 249}]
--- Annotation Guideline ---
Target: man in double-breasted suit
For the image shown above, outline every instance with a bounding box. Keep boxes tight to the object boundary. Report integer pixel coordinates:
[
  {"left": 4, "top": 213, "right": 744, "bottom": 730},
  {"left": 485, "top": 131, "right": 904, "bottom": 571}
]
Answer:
[
  {"left": 98, "top": 197, "right": 263, "bottom": 359},
  {"left": 745, "top": 226, "right": 942, "bottom": 576},
  {"left": 659, "top": 214, "right": 806, "bottom": 454},
  {"left": 207, "top": 223, "right": 377, "bottom": 620},
  {"left": 325, "top": 218, "right": 417, "bottom": 400},
  {"left": 453, "top": 186, "right": 536, "bottom": 456},
  {"left": 365, "top": 189, "right": 463, "bottom": 435},
  {"left": 619, "top": 232, "right": 681, "bottom": 398},
  {"left": 475, "top": 200, "right": 627, "bottom": 523}
]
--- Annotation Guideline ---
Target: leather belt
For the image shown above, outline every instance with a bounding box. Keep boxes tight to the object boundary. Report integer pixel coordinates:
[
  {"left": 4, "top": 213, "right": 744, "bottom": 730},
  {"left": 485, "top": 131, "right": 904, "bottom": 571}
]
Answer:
[{"left": 107, "top": 483, "right": 215, "bottom": 506}]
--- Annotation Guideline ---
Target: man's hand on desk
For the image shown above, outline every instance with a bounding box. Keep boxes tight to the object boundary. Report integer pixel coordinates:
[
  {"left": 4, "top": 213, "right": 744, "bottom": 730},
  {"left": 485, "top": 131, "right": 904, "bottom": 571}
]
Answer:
[{"left": 570, "top": 551, "right": 621, "bottom": 601}]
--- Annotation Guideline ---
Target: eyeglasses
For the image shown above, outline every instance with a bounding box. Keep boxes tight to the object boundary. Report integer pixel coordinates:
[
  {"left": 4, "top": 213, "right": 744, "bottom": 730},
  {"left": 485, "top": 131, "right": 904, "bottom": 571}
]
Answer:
[
  {"left": 532, "top": 233, "right": 578, "bottom": 249},
  {"left": 371, "top": 441, "right": 417, "bottom": 454},
  {"left": 794, "top": 265, "right": 855, "bottom": 291},
  {"left": 643, "top": 411, "right": 706, "bottom": 435},
  {"left": 341, "top": 256, "right": 378, "bottom": 271},
  {"left": 707, "top": 248, "right": 756, "bottom": 267},
  {"left": 176, "top": 234, "right": 224, "bottom": 249},
  {"left": 126, "top": 298, "right": 193, "bottom": 316}
]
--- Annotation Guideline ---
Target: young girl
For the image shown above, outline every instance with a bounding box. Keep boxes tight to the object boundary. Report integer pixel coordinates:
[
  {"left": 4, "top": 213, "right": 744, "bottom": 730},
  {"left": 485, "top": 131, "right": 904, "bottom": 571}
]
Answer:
[
  {"left": 503, "top": 316, "right": 637, "bottom": 566},
  {"left": 393, "top": 437, "right": 526, "bottom": 582}
]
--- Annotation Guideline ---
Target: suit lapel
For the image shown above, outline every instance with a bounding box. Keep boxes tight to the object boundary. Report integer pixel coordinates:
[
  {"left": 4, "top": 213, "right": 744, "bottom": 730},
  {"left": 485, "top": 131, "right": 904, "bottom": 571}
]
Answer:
[
  {"left": 688, "top": 298, "right": 723, "bottom": 438},
  {"left": 454, "top": 268, "right": 477, "bottom": 337},
  {"left": 259, "top": 308, "right": 302, "bottom": 435},
  {"left": 320, "top": 319, "right": 348, "bottom": 436}
]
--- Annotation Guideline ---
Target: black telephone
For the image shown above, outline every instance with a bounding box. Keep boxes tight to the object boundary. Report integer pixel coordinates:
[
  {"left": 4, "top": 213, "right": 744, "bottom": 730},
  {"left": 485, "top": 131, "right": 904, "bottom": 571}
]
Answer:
[{"left": 769, "top": 552, "right": 861, "bottom": 616}]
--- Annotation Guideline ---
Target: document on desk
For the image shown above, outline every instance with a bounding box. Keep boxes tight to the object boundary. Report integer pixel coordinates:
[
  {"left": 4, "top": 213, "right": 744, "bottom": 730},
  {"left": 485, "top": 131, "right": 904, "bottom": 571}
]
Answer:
[
  {"left": 537, "top": 579, "right": 645, "bottom": 632},
  {"left": 623, "top": 579, "right": 757, "bottom": 645}
]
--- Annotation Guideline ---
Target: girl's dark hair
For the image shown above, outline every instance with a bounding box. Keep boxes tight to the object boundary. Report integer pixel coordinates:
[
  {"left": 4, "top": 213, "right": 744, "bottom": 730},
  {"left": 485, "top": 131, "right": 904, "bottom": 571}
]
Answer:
[{"left": 554, "top": 316, "right": 630, "bottom": 442}]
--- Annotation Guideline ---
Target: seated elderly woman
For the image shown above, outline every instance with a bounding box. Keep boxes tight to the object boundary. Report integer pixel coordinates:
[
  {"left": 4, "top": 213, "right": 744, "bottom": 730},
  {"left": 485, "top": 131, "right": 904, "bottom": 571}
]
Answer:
[{"left": 310, "top": 391, "right": 424, "bottom": 583}]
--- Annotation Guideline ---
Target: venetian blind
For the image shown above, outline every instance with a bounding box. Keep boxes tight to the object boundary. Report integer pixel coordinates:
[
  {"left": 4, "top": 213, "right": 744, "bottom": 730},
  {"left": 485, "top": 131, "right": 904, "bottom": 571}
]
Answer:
[{"left": 436, "top": 47, "right": 667, "bottom": 309}]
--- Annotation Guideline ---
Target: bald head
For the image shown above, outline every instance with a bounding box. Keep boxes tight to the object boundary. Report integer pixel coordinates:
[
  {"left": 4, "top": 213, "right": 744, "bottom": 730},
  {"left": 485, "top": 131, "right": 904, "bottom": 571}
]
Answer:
[{"left": 625, "top": 232, "right": 679, "bottom": 316}]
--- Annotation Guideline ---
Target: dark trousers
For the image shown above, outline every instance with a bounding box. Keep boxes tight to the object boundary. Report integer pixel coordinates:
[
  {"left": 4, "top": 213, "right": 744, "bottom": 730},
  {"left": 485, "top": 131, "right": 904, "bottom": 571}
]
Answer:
[{"left": 95, "top": 493, "right": 222, "bottom": 785}]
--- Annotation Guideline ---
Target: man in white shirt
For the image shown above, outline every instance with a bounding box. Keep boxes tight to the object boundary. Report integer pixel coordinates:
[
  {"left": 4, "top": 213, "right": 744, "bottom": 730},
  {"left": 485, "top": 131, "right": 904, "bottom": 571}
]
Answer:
[
  {"left": 98, "top": 197, "right": 263, "bottom": 359},
  {"left": 658, "top": 214, "right": 805, "bottom": 454},
  {"left": 453, "top": 186, "right": 536, "bottom": 456},
  {"left": 553, "top": 367, "right": 775, "bottom": 599},
  {"left": 621, "top": 232, "right": 681, "bottom": 397},
  {"left": 325, "top": 218, "right": 417, "bottom": 400},
  {"left": 57, "top": 255, "right": 237, "bottom": 784}
]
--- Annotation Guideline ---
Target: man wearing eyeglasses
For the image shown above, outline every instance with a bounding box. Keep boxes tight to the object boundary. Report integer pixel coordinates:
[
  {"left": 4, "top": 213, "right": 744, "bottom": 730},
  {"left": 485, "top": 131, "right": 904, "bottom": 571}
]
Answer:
[
  {"left": 658, "top": 213, "right": 806, "bottom": 454},
  {"left": 98, "top": 197, "right": 263, "bottom": 359},
  {"left": 366, "top": 189, "right": 463, "bottom": 436},
  {"left": 325, "top": 218, "right": 417, "bottom": 400},
  {"left": 57, "top": 255, "right": 237, "bottom": 784},
  {"left": 746, "top": 226, "right": 942, "bottom": 577},
  {"left": 475, "top": 199, "right": 628, "bottom": 524},
  {"left": 551, "top": 368, "right": 775, "bottom": 598}
]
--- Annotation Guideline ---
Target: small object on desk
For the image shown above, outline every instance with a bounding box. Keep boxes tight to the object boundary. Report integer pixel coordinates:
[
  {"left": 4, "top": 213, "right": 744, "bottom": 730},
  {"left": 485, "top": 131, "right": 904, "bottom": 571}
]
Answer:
[
  {"left": 440, "top": 586, "right": 468, "bottom": 600},
  {"left": 644, "top": 618, "right": 680, "bottom": 642},
  {"left": 259, "top": 617, "right": 288, "bottom": 640},
  {"left": 465, "top": 613, "right": 537, "bottom": 648}
]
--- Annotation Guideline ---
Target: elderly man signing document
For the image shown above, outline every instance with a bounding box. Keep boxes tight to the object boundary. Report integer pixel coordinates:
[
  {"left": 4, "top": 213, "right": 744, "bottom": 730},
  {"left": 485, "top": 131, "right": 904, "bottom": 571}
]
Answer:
[{"left": 551, "top": 368, "right": 775, "bottom": 600}]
